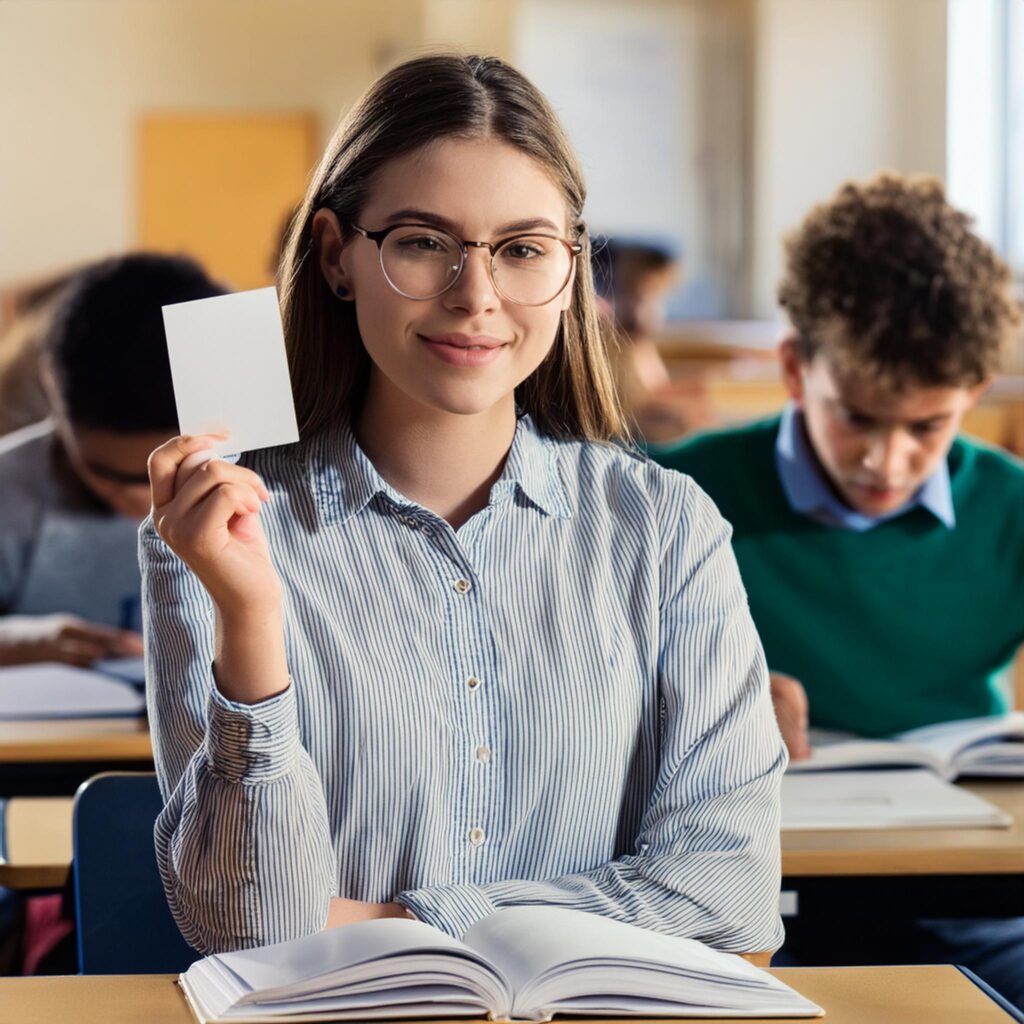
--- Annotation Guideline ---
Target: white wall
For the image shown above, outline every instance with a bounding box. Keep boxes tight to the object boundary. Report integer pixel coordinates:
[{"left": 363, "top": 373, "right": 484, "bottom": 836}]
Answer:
[
  {"left": 2, "top": 0, "right": 951, "bottom": 318},
  {"left": 751, "top": 0, "right": 947, "bottom": 318},
  {"left": 0, "top": 0, "right": 425, "bottom": 284}
]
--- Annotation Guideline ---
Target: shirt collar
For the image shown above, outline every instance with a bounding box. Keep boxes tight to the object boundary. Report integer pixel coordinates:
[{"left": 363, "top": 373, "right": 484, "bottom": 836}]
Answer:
[
  {"left": 774, "top": 402, "right": 955, "bottom": 532},
  {"left": 308, "top": 413, "right": 572, "bottom": 528}
]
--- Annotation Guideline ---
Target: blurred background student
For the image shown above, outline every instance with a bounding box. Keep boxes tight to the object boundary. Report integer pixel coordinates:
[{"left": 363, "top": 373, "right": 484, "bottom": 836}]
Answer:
[
  {"left": 652, "top": 171, "right": 1024, "bottom": 1009},
  {"left": 0, "top": 253, "right": 225, "bottom": 668},
  {"left": 594, "top": 237, "right": 716, "bottom": 443}
]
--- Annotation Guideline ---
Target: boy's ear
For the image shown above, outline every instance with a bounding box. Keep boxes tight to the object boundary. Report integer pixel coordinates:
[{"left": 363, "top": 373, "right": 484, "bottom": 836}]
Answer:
[
  {"left": 964, "top": 377, "right": 993, "bottom": 411},
  {"left": 778, "top": 337, "right": 807, "bottom": 405},
  {"left": 312, "top": 209, "right": 354, "bottom": 300}
]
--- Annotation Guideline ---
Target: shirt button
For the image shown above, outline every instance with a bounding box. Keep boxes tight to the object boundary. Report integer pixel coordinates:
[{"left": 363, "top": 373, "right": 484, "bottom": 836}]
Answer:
[
  {"left": 469, "top": 827, "right": 486, "bottom": 847},
  {"left": 453, "top": 578, "right": 471, "bottom": 594},
  {"left": 467, "top": 676, "right": 481, "bottom": 691},
  {"left": 475, "top": 745, "right": 491, "bottom": 764}
]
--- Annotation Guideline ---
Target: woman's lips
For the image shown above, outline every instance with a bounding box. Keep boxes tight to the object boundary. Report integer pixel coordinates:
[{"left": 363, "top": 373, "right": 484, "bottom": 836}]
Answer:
[{"left": 419, "top": 334, "right": 508, "bottom": 367}]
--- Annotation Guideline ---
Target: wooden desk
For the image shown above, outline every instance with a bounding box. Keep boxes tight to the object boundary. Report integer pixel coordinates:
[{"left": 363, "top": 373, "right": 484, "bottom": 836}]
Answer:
[
  {"left": 782, "top": 780, "right": 1024, "bottom": 877},
  {"left": 0, "top": 966, "right": 1016, "bottom": 1023},
  {"left": 3, "top": 780, "right": 1020, "bottom": 894},
  {"left": 0, "top": 796, "right": 73, "bottom": 889},
  {"left": 0, "top": 716, "right": 151, "bottom": 764}
]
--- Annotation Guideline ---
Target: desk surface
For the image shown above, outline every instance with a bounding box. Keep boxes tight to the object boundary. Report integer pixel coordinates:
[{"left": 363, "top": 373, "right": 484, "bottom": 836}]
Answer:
[
  {"left": 3, "top": 780, "right": 1022, "bottom": 892},
  {"left": 0, "top": 715, "right": 151, "bottom": 764},
  {"left": 0, "top": 966, "right": 1016, "bottom": 1024},
  {"left": 0, "top": 796, "right": 73, "bottom": 889},
  {"left": 781, "top": 780, "right": 1024, "bottom": 876}
]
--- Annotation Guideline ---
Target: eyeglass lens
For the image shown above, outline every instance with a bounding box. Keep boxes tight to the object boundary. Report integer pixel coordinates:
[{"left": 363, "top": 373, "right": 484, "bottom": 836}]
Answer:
[{"left": 379, "top": 227, "right": 573, "bottom": 305}]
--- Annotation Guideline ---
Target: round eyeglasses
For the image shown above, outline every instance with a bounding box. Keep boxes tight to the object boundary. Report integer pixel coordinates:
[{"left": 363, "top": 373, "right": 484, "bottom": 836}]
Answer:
[{"left": 350, "top": 223, "right": 583, "bottom": 307}]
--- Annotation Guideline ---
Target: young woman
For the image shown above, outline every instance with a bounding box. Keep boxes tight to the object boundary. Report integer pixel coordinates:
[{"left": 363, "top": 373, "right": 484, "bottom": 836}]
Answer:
[{"left": 144, "top": 54, "right": 785, "bottom": 957}]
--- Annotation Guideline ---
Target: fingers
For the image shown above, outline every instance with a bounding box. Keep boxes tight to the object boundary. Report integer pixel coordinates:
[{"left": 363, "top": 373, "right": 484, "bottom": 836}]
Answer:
[
  {"left": 769, "top": 672, "right": 811, "bottom": 761},
  {"left": 113, "top": 631, "right": 146, "bottom": 657},
  {"left": 148, "top": 433, "right": 228, "bottom": 509},
  {"left": 172, "top": 458, "right": 270, "bottom": 512},
  {"left": 162, "top": 482, "right": 265, "bottom": 557},
  {"left": 155, "top": 458, "right": 269, "bottom": 550},
  {"left": 60, "top": 620, "right": 143, "bottom": 661}
]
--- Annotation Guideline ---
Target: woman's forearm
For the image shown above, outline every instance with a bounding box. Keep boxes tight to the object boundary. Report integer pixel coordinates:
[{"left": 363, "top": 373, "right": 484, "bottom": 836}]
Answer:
[{"left": 213, "top": 605, "right": 290, "bottom": 704}]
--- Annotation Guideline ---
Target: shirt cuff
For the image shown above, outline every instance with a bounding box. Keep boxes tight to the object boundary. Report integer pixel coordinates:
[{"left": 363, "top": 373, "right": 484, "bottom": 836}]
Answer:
[
  {"left": 204, "top": 679, "right": 300, "bottom": 785},
  {"left": 396, "top": 884, "right": 496, "bottom": 938}
]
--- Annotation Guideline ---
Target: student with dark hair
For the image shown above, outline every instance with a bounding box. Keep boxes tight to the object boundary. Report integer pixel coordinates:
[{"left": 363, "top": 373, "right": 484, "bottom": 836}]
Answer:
[
  {"left": 0, "top": 252, "right": 225, "bottom": 667},
  {"left": 654, "top": 171, "right": 1024, "bottom": 1007}
]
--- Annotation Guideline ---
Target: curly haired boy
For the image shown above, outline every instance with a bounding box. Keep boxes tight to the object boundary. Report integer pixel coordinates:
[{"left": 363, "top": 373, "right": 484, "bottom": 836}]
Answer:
[{"left": 655, "top": 171, "right": 1024, "bottom": 1007}]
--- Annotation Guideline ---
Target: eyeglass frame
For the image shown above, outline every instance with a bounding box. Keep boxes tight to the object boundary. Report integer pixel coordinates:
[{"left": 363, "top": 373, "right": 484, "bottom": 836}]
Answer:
[{"left": 348, "top": 222, "right": 585, "bottom": 307}]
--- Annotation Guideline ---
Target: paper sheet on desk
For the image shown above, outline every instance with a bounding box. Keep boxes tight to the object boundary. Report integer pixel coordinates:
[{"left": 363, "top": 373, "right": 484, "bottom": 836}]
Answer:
[
  {"left": 781, "top": 769, "right": 1011, "bottom": 830},
  {"left": 162, "top": 287, "right": 299, "bottom": 456}
]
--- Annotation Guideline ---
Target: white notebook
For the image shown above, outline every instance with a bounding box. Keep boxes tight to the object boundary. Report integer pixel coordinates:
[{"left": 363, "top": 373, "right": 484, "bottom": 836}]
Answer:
[
  {"left": 787, "top": 712, "right": 1024, "bottom": 782},
  {"left": 180, "top": 906, "right": 823, "bottom": 1023},
  {"left": 781, "top": 769, "right": 1012, "bottom": 830},
  {"left": 0, "top": 663, "right": 146, "bottom": 719}
]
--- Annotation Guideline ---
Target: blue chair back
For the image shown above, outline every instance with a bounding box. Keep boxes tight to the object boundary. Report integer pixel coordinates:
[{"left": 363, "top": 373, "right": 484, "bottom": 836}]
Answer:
[{"left": 73, "top": 771, "right": 197, "bottom": 973}]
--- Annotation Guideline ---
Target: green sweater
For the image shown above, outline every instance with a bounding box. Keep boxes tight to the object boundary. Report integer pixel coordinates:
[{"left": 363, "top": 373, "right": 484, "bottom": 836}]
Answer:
[{"left": 655, "top": 418, "right": 1024, "bottom": 736}]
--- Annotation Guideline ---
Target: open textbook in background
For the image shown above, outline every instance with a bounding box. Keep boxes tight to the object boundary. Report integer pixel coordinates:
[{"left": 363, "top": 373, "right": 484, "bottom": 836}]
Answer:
[
  {"left": 180, "top": 906, "right": 823, "bottom": 1023},
  {"left": 0, "top": 663, "right": 146, "bottom": 718},
  {"left": 787, "top": 712, "right": 1024, "bottom": 781},
  {"left": 781, "top": 769, "right": 1012, "bottom": 830}
]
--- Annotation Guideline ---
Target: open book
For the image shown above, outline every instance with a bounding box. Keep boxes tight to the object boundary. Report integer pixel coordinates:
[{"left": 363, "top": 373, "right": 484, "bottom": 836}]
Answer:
[
  {"left": 0, "top": 662, "right": 145, "bottom": 719},
  {"left": 787, "top": 712, "right": 1024, "bottom": 781},
  {"left": 180, "top": 906, "right": 823, "bottom": 1022}
]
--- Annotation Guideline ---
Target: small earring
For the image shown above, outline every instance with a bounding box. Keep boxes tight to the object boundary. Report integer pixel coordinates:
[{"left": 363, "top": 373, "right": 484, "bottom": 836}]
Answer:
[{"left": 334, "top": 285, "right": 349, "bottom": 299}]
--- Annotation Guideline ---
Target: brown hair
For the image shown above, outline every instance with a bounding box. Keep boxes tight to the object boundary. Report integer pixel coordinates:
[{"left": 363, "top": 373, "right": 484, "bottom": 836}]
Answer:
[
  {"left": 278, "top": 53, "right": 626, "bottom": 441},
  {"left": 777, "top": 171, "right": 1022, "bottom": 389}
]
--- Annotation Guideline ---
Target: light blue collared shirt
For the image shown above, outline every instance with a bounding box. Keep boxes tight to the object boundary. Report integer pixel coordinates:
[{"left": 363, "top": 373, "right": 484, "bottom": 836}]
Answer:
[
  {"left": 774, "top": 402, "right": 955, "bottom": 532},
  {"left": 142, "top": 414, "right": 786, "bottom": 955}
]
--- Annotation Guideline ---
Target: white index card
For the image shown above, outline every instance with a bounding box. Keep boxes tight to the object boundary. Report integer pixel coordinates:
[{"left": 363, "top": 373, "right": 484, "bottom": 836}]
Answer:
[{"left": 162, "top": 287, "right": 300, "bottom": 456}]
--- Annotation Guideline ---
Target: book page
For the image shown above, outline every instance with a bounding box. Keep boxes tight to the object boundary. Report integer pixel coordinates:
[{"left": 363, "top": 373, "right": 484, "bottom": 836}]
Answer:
[
  {"left": 216, "top": 919, "right": 497, "bottom": 994},
  {"left": 184, "top": 917, "right": 511, "bottom": 1020},
  {"left": 0, "top": 663, "right": 145, "bottom": 718},
  {"left": 895, "top": 712, "right": 1024, "bottom": 777},
  {"left": 464, "top": 907, "right": 818, "bottom": 1018},
  {"left": 781, "top": 769, "right": 1012, "bottom": 830},
  {"left": 787, "top": 729, "right": 944, "bottom": 775}
]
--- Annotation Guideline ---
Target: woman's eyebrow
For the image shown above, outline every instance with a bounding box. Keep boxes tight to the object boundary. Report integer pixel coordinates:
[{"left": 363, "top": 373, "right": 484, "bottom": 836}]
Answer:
[{"left": 381, "top": 209, "right": 562, "bottom": 235}]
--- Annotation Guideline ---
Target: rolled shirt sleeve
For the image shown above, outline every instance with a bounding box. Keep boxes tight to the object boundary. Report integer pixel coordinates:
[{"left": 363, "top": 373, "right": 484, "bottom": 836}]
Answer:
[{"left": 141, "top": 518, "right": 336, "bottom": 954}]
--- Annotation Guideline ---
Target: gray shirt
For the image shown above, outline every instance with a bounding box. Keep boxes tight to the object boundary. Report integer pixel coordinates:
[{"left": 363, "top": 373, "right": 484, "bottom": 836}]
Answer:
[{"left": 0, "top": 421, "right": 142, "bottom": 628}]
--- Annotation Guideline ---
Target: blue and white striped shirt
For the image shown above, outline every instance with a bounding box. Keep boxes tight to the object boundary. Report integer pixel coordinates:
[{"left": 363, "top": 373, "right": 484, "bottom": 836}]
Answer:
[{"left": 141, "top": 414, "right": 785, "bottom": 955}]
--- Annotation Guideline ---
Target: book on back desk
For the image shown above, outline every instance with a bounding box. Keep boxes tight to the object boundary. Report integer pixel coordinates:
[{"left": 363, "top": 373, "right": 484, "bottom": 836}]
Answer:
[
  {"left": 788, "top": 713, "right": 1024, "bottom": 781},
  {"left": 180, "top": 906, "right": 823, "bottom": 1022},
  {"left": 0, "top": 662, "right": 145, "bottom": 718},
  {"left": 781, "top": 712, "right": 1024, "bottom": 831}
]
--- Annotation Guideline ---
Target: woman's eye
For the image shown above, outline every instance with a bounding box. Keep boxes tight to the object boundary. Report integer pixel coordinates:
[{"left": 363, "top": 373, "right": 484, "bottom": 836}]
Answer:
[
  {"left": 504, "top": 242, "right": 546, "bottom": 260},
  {"left": 397, "top": 235, "right": 448, "bottom": 252}
]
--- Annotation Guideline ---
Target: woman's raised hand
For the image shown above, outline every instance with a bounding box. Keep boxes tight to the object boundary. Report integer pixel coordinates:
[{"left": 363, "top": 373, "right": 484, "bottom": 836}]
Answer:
[{"left": 148, "top": 435, "right": 281, "bottom": 620}]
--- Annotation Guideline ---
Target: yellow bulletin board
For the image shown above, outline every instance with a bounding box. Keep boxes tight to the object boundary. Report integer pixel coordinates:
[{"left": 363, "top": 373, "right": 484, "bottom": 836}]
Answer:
[{"left": 138, "top": 113, "right": 318, "bottom": 290}]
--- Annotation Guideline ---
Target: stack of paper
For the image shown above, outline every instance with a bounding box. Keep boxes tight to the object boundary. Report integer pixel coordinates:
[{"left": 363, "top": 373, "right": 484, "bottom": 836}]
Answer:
[{"left": 781, "top": 769, "right": 1011, "bottom": 830}]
